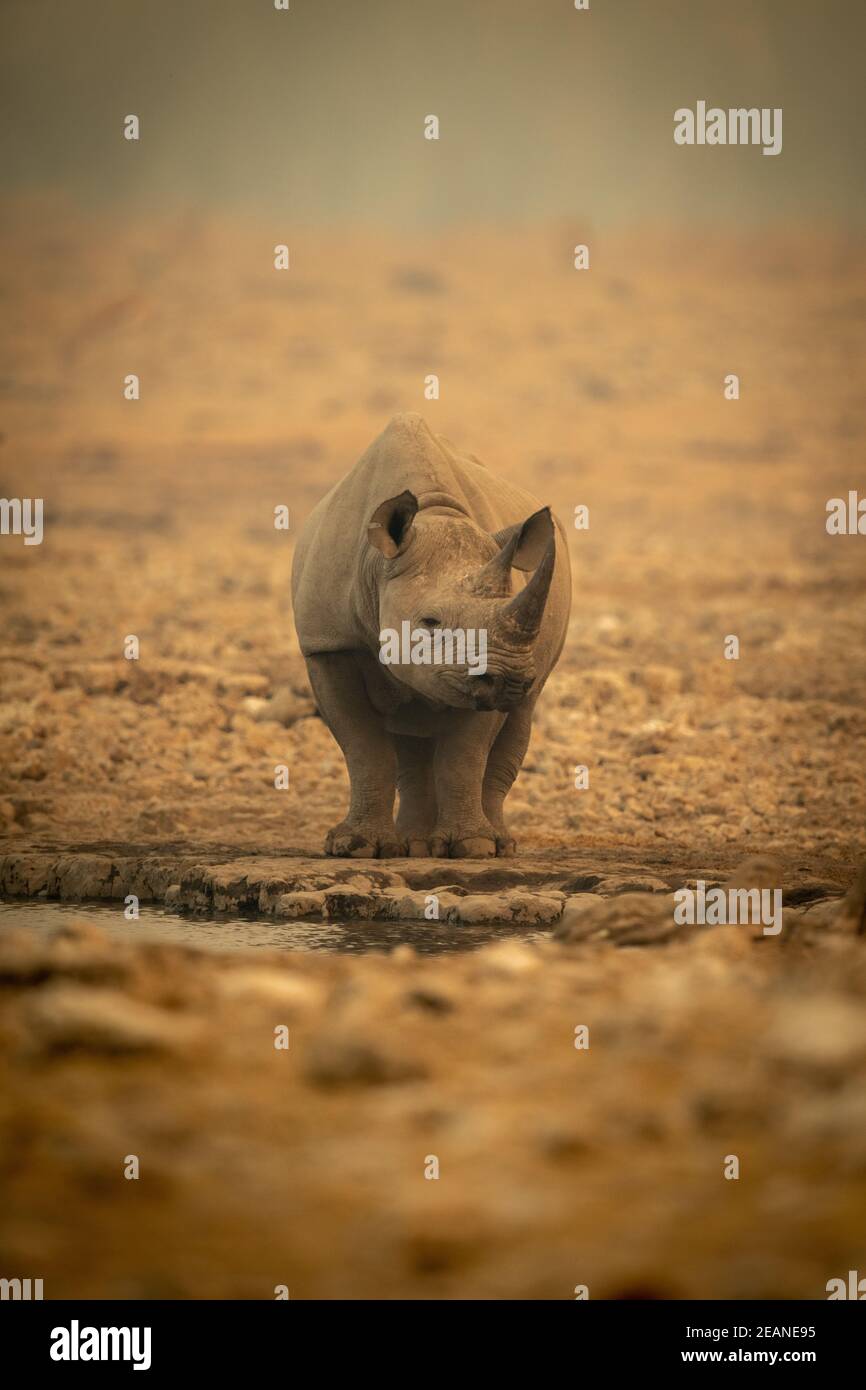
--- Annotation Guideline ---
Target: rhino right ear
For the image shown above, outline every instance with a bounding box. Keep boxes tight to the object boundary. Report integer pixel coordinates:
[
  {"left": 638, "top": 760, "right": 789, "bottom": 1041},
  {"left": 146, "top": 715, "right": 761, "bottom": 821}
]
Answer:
[
  {"left": 367, "top": 490, "right": 418, "bottom": 558},
  {"left": 492, "top": 507, "right": 554, "bottom": 572},
  {"left": 468, "top": 507, "right": 554, "bottom": 597}
]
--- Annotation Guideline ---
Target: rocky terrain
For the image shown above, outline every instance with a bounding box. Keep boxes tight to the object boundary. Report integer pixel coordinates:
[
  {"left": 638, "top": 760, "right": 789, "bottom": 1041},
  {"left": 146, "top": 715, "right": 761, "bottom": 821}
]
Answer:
[
  {"left": 0, "top": 868, "right": 863, "bottom": 1299},
  {"left": 1, "top": 207, "right": 865, "bottom": 1297}
]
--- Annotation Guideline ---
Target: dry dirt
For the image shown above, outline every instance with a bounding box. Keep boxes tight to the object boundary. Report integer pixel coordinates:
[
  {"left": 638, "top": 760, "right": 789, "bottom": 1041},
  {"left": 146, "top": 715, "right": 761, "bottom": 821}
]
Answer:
[{"left": 1, "top": 204, "right": 865, "bottom": 1297}]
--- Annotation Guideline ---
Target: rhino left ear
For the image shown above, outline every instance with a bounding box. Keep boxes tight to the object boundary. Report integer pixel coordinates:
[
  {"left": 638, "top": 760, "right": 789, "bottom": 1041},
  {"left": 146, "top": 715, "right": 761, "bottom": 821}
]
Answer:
[{"left": 367, "top": 490, "right": 418, "bottom": 558}]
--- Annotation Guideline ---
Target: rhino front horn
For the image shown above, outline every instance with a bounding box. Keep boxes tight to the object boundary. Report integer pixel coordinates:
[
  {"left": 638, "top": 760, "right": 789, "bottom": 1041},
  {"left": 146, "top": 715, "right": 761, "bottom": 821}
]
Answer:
[{"left": 500, "top": 536, "right": 556, "bottom": 641}]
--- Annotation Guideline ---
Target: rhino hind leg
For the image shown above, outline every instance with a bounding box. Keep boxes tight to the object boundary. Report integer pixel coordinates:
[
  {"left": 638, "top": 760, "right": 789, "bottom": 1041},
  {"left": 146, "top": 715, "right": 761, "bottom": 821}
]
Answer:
[
  {"left": 394, "top": 735, "right": 438, "bottom": 856},
  {"left": 482, "top": 701, "right": 536, "bottom": 857},
  {"left": 305, "top": 651, "right": 408, "bottom": 858}
]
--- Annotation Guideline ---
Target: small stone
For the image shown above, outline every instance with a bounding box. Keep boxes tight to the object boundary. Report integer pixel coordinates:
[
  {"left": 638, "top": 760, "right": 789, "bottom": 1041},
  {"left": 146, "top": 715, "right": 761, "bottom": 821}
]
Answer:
[
  {"left": 560, "top": 872, "right": 604, "bottom": 892},
  {"left": 304, "top": 1034, "right": 426, "bottom": 1088},
  {"left": 799, "top": 901, "right": 840, "bottom": 927},
  {"left": 555, "top": 894, "right": 606, "bottom": 942},
  {"left": 275, "top": 890, "right": 326, "bottom": 919},
  {"left": 783, "top": 880, "right": 846, "bottom": 907},
  {"left": 537, "top": 1126, "right": 593, "bottom": 1160},
  {"left": 474, "top": 941, "right": 541, "bottom": 976},
  {"left": 240, "top": 696, "right": 269, "bottom": 719},
  {"left": 246, "top": 685, "right": 316, "bottom": 727},
  {"left": 723, "top": 856, "right": 783, "bottom": 891},
  {"left": 452, "top": 891, "right": 563, "bottom": 925},
  {"left": 595, "top": 874, "right": 672, "bottom": 895},
  {"left": 23, "top": 985, "right": 200, "bottom": 1055},
  {"left": 767, "top": 996, "right": 866, "bottom": 1070},
  {"left": 404, "top": 986, "right": 455, "bottom": 1014},
  {"left": 0, "top": 923, "right": 127, "bottom": 986},
  {"left": 555, "top": 892, "right": 678, "bottom": 947},
  {"left": 629, "top": 721, "right": 671, "bottom": 756},
  {"left": 834, "top": 860, "right": 866, "bottom": 935},
  {"left": 322, "top": 889, "right": 381, "bottom": 920},
  {"left": 217, "top": 968, "right": 323, "bottom": 1010},
  {"left": 390, "top": 943, "right": 416, "bottom": 963}
]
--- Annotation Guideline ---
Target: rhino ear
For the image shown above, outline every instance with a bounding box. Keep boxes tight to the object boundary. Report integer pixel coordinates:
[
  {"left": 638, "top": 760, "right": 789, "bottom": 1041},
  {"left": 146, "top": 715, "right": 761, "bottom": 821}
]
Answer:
[
  {"left": 469, "top": 506, "right": 554, "bottom": 596},
  {"left": 367, "top": 490, "right": 418, "bottom": 558},
  {"left": 493, "top": 507, "right": 554, "bottom": 572}
]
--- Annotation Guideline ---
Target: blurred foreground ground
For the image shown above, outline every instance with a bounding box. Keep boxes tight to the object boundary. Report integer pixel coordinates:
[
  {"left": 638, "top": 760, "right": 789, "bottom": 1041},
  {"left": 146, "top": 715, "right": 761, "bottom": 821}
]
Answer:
[
  {"left": 0, "top": 205, "right": 864, "bottom": 1297},
  {"left": 0, "top": 891, "right": 863, "bottom": 1300}
]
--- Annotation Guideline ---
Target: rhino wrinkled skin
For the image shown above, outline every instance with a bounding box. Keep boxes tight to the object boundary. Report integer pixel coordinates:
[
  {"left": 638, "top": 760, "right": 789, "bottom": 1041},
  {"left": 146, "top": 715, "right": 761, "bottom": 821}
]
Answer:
[{"left": 292, "top": 414, "right": 571, "bottom": 858}]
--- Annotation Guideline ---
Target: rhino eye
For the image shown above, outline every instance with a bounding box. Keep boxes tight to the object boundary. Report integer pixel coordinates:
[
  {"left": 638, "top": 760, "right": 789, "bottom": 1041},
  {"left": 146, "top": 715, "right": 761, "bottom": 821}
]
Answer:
[{"left": 419, "top": 616, "right": 441, "bottom": 628}]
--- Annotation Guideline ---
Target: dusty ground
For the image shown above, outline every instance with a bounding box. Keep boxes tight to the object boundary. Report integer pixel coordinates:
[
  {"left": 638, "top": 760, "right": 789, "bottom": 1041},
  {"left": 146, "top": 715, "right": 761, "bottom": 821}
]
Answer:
[
  {"left": 0, "top": 886, "right": 864, "bottom": 1300},
  {"left": 1, "top": 204, "right": 865, "bottom": 1297}
]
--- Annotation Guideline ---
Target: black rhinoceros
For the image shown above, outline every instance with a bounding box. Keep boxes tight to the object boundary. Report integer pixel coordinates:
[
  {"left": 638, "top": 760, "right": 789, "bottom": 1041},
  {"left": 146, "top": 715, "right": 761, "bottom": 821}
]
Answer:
[{"left": 292, "top": 414, "right": 571, "bottom": 858}]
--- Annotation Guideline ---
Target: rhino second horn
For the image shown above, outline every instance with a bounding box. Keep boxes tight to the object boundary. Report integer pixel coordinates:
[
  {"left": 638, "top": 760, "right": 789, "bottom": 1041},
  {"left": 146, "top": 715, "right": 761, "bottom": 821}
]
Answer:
[
  {"left": 500, "top": 538, "right": 555, "bottom": 641},
  {"left": 469, "top": 530, "right": 521, "bottom": 596}
]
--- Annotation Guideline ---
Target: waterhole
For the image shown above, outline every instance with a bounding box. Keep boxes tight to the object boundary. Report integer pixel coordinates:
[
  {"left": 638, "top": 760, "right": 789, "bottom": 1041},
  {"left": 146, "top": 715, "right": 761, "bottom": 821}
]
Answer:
[{"left": 0, "top": 900, "right": 546, "bottom": 956}]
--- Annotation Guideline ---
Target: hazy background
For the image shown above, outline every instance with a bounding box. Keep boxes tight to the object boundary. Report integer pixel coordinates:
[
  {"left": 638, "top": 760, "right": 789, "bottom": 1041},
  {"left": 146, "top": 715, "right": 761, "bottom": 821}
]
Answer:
[
  {"left": 0, "top": 0, "right": 863, "bottom": 866},
  {"left": 2, "top": 0, "right": 865, "bottom": 229}
]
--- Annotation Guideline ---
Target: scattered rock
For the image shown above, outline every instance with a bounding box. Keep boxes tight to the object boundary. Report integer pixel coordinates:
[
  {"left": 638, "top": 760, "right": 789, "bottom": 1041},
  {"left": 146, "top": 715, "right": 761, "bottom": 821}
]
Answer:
[
  {"left": 555, "top": 893, "right": 609, "bottom": 942},
  {"left": 303, "top": 1034, "right": 426, "bottom": 1088},
  {"left": 22, "top": 984, "right": 200, "bottom": 1055},
  {"left": 560, "top": 872, "right": 604, "bottom": 892},
  {"left": 555, "top": 892, "right": 679, "bottom": 946},
  {"left": 389, "top": 944, "right": 416, "bottom": 964},
  {"left": 473, "top": 941, "right": 542, "bottom": 976},
  {"left": 783, "top": 880, "right": 846, "bottom": 907},
  {"left": 834, "top": 860, "right": 866, "bottom": 935},
  {"left": 243, "top": 685, "right": 317, "bottom": 727},
  {"left": 767, "top": 996, "right": 866, "bottom": 1071},
  {"left": 322, "top": 889, "right": 382, "bottom": 920},
  {"left": 0, "top": 923, "right": 129, "bottom": 987},
  {"left": 275, "top": 890, "right": 326, "bottom": 919},
  {"left": 723, "top": 856, "right": 783, "bottom": 891},
  {"left": 594, "top": 874, "right": 672, "bottom": 895},
  {"left": 217, "top": 967, "right": 323, "bottom": 1011},
  {"left": 450, "top": 891, "right": 563, "bottom": 925},
  {"left": 404, "top": 985, "right": 456, "bottom": 1014}
]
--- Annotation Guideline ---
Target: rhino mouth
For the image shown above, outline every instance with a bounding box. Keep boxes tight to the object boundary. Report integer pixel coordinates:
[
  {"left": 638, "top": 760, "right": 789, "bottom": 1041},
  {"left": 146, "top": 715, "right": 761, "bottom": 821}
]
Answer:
[
  {"left": 430, "top": 666, "right": 534, "bottom": 712},
  {"left": 468, "top": 672, "right": 534, "bottom": 711}
]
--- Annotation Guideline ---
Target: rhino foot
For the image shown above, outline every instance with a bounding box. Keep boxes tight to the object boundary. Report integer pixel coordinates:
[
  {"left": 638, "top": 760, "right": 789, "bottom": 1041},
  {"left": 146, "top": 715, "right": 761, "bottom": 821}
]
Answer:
[
  {"left": 325, "top": 821, "right": 408, "bottom": 859},
  {"left": 426, "top": 824, "right": 499, "bottom": 859},
  {"left": 406, "top": 837, "right": 435, "bottom": 858},
  {"left": 451, "top": 835, "right": 498, "bottom": 859}
]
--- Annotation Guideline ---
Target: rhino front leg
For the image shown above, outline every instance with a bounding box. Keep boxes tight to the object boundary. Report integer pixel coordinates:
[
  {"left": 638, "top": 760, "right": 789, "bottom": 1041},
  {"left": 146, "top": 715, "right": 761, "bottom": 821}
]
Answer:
[
  {"left": 304, "top": 651, "right": 407, "bottom": 858},
  {"left": 394, "top": 735, "right": 438, "bottom": 856},
  {"left": 482, "top": 700, "right": 535, "bottom": 857},
  {"left": 430, "top": 711, "right": 505, "bottom": 858}
]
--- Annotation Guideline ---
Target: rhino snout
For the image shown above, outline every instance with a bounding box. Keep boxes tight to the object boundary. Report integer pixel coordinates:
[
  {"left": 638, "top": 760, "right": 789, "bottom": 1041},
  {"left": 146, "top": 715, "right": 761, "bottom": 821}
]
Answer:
[{"left": 469, "top": 672, "right": 534, "bottom": 711}]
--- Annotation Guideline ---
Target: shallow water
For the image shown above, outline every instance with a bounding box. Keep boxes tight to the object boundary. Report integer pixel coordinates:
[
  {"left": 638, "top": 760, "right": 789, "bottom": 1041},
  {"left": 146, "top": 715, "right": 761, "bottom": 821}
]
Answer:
[{"left": 0, "top": 900, "right": 545, "bottom": 956}]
